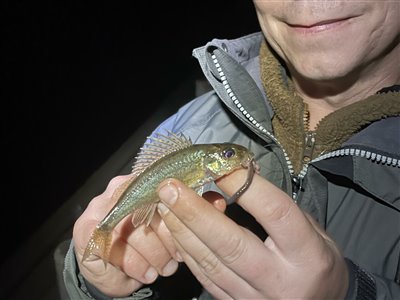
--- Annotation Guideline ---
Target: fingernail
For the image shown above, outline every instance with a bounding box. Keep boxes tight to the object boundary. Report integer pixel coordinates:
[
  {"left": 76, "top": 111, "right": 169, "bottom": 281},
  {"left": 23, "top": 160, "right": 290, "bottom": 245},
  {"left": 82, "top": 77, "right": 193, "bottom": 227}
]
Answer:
[
  {"left": 162, "top": 259, "right": 178, "bottom": 276},
  {"left": 175, "top": 251, "right": 183, "bottom": 262},
  {"left": 158, "top": 182, "right": 178, "bottom": 206},
  {"left": 157, "top": 203, "right": 169, "bottom": 216},
  {"left": 144, "top": 267, "right": 158, "bottom": 282}
]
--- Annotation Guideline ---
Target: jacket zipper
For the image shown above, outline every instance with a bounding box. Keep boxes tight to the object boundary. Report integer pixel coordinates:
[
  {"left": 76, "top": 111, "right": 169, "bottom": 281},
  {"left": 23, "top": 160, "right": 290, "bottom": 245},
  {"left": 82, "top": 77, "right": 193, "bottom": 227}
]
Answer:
[
  {"left": 294, "top": 147, "right": 400, "bottom": 200},
  {"left": 312, "top": 148, "right": 400, "bottom": 167},
  {"left": 292, "top": 103, "right": 316, "bottom": 200}
]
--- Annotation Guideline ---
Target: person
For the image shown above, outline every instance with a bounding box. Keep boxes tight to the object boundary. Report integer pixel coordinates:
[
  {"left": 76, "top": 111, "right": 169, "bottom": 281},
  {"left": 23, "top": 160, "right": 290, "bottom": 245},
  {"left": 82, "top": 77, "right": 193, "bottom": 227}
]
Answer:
[{"left": 63, "top": 1, "right": 400, "bottom": 299}]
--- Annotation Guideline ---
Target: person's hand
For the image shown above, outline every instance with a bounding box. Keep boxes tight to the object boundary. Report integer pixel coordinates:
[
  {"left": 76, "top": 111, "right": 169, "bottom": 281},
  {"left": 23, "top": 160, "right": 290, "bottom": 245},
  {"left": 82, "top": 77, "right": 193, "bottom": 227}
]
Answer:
[
  {"left": 156, "top": 170, "right": 349, "bottom": 299},
  {"left": 72, "top": 174, "right": 180, "bottom": 297}
]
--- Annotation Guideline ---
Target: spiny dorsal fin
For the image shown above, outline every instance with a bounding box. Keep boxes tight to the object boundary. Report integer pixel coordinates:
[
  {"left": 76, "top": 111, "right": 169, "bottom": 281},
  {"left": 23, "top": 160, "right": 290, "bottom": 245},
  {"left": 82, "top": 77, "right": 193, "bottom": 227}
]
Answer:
[{"left": 131, "top": 131, "right": 192, "bottom": 176}]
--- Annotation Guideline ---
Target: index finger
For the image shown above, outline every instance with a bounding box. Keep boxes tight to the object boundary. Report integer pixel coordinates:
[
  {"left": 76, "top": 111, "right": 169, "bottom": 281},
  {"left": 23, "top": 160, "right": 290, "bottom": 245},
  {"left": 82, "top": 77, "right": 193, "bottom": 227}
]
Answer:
[{"left": 216, "top": 169, "right": 319, "bottom": 257}]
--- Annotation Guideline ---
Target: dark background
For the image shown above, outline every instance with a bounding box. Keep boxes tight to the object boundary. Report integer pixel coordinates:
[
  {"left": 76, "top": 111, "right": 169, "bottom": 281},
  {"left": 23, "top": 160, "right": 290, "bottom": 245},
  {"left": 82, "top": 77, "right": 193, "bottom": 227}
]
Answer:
[{"left": 1, "top": 1, "right": 260, "bottom": 267}]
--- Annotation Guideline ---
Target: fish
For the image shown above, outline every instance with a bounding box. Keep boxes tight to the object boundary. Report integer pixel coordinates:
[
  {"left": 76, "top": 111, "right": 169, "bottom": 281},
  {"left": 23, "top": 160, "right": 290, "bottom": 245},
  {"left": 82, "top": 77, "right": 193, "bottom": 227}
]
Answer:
[{"left": 82, "top": 131, "right": 258, "bottom": 264}]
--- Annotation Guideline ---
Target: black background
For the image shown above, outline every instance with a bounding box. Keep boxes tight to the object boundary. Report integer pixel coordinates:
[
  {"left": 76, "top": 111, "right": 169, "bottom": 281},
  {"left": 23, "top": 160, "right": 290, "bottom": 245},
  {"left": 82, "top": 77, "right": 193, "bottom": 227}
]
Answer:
[{"left": 2, "top": 1, "right": 260, "bottom": 265}]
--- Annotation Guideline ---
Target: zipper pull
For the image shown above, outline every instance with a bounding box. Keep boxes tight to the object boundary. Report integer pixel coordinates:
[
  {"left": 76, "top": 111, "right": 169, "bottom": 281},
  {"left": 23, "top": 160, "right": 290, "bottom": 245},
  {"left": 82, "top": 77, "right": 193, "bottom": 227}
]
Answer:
[
  {"left": 292, "top": 176, "right": 303, "bottom": 202},
  {"left": 293, "top": 132, "right": 315, "bottom": 201},
  {"left": 303, "top": 132, "right": 316, "bottom": 164}
]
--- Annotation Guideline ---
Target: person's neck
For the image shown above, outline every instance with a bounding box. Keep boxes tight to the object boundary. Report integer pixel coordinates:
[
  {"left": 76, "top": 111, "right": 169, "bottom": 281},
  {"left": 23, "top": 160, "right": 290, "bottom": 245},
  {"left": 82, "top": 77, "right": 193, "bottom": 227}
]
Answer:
[{"left": 290, "top": 49, "right": 400, "bottom": 130}]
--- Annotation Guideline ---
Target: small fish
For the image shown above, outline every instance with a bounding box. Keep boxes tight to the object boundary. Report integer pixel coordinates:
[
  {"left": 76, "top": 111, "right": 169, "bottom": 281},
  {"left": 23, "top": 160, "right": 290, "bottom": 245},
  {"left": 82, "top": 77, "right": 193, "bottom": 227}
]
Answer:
[{"left": 82, "top": 131, "right": 258, "bottom": 264}]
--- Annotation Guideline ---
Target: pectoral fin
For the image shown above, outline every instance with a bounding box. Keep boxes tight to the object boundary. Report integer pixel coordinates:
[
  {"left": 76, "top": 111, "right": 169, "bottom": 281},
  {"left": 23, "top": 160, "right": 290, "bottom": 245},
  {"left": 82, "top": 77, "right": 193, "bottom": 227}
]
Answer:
[{"left": 132, "top": 202, "right": 158, "bottom": 228}]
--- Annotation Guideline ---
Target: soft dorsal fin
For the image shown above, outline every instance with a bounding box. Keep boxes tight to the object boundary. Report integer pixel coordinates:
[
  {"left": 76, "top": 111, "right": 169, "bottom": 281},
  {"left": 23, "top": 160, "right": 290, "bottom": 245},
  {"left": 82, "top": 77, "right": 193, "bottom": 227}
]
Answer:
[{"left": 131, "top": 131, "right": 192, "bottom": 176}]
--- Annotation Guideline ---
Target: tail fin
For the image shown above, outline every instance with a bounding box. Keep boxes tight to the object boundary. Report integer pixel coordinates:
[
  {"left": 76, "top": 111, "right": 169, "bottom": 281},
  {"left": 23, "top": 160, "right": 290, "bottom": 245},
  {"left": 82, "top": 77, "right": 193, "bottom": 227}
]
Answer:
[{"left": 81, "top": 225, "right": 112, "bottom": 267}]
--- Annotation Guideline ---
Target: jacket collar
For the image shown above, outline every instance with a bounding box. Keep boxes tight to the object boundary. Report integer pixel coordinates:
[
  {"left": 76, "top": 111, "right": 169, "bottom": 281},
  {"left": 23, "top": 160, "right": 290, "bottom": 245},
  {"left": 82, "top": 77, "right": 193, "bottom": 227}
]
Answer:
[
  {"left": 193, "top": 32, "right": 400, "bottom": 156},
  {"left": 192, "top": 32, "right": 275, "bottom": 139}
]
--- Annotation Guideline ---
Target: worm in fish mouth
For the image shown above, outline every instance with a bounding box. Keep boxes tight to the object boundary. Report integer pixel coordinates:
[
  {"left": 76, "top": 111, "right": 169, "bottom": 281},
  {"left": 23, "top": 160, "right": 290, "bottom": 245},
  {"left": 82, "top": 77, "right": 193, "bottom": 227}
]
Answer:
[
  {"left": 241, "top": 157, "right": 260, "bottom": 174},
  {"left": 230, "top": 158, "right": 259, "bottom": 203}
]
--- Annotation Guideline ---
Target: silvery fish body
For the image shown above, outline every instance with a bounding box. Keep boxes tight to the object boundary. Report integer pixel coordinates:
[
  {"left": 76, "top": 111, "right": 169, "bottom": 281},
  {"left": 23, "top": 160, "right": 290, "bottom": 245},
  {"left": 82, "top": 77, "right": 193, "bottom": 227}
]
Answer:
[{"left": 82, "top": 132, "right": 256, "bottom": 263}]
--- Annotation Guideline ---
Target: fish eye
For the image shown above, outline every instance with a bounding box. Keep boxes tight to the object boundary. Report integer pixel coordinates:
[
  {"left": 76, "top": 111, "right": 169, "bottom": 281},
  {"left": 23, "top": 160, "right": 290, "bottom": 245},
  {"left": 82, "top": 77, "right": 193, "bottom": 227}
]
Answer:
[{"left": 223, "top": 148, "right": 236, "bottom": 158}]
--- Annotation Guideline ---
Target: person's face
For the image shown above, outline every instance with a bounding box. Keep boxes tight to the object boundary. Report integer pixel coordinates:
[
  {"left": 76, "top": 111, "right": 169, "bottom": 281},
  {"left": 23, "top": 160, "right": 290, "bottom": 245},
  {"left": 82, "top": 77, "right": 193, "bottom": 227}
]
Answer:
[{"left": 253, "top": 0, "right": 400, "bottom": 81}]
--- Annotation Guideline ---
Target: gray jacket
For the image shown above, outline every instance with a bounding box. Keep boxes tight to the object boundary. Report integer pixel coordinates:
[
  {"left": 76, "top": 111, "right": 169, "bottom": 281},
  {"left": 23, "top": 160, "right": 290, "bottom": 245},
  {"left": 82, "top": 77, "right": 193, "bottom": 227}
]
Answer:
[{"left": 64, "top": 32, "right": 400, "bottom": 299}]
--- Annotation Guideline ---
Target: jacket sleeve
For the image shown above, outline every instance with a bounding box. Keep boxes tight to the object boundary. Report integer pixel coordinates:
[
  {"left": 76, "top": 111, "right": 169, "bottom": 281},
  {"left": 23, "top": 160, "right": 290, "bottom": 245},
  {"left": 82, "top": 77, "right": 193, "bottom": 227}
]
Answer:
[
  {"left": 344, "top": 258, "right": 400, "bottom": 300},
  {"left": 63, "top": 240, "right": 155, "bottom": 300}
]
